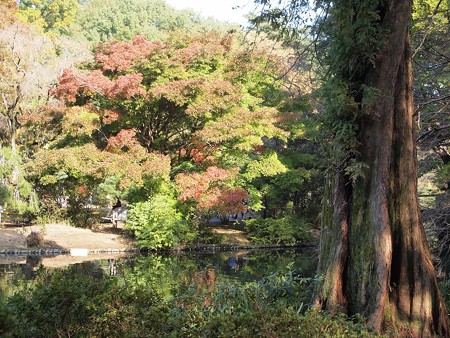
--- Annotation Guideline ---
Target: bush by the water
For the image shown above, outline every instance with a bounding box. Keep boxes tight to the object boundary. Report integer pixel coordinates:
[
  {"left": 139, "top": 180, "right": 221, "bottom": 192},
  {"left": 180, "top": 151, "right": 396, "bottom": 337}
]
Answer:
[
  {"left": 0, "top": 295, "right": 15, "bottom": 338},
  {"left": 7, "top": 268, "right": 167, "bottom": 337},
  {"left": 125, "top": 193, "right": 196, "bottom": 249},
  {"left": 245, "top": 216, "right": 313, "bottom": 245},
  {"left": 5, "top": 265, "right": 379, "bottom": 337}
]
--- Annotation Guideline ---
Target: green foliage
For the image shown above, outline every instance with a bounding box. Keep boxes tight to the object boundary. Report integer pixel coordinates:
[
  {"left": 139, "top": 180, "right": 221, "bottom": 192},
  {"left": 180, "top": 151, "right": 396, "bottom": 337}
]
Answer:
[
  {"left": 6, "top": 264, "right": 378, "bottom": 337},
  {"left": 166, "top": 266, "right": 379, "bottom": 337},
  {"left": 245, "top": 215, "right": 312, "bottom": 245},
  {"left": 0, "top": 146, "right": 38, "bottom": 213},
  {"left": 7, "top": 267, "right": 167, "bottom": 337},
  {"left": 322, "top": 0, "right": 386, "bottom": 81},
  {"left": 317, "top": 0, "right": 388, "bottom": 178},
  {"left": 0, "top": 294, "right": 15, "bottom": 338},
  {"left": 243, "top": 149, "right": 288, "bottom": 180},
  {"left": 126, "top": 192, "right": 196, "bottom": 249},
  {"left": 321, "top": 78, "right": 362, "bottom": 175},
  {"left": 434, "top": 163, "right": 450, "bottom": 191},
  {"left": 17, "top": 0, "right": 80, "bottom": 32},
  {"left": 241, "top": 142, "right": 323, "bottom": 219},
  {"left": 64, "top": 0, "right": 233, "bottom": 44},
  {"left": 9, "top": 268, "right": 112, "bottom": 337},
  {"left": 42, "top": 30, "right": 311, "bottom": 221},
  {"left": 18, "top": 12, "right": 316, "bottom": 230}
]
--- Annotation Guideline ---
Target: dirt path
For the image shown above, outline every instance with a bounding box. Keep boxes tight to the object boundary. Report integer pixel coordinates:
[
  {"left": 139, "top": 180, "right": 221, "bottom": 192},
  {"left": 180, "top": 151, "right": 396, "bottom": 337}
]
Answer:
[
  {"left": 0, "top": 223, "right": 134, "bottom": 251},
  {"left": 0, "top": 223, "right": 251, "bottom": 267},
  {"left": 0, "top": 223, "right": 136, "bottom": 267},
  {"left": 211, "top": 226, "right": 251, "bottom": 245}
]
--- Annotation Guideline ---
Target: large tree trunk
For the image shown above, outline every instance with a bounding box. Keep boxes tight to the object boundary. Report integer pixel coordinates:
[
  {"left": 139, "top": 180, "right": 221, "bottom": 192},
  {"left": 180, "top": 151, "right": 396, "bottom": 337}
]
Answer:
[{"left": 314, "top": 0, "right": 450, "bottom": 336}]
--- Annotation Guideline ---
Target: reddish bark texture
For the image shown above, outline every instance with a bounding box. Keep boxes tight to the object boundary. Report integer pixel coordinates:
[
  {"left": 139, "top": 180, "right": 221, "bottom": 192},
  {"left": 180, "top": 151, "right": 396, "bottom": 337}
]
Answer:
[{"left": 314, "top": 0, "right": 450, "bottom": 336}]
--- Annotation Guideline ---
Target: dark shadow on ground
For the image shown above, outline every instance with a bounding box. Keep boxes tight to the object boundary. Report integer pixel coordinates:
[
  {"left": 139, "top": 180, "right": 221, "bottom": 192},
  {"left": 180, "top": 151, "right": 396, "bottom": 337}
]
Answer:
[
  {"left": 41, "top": 240, "right": 67, "bottom": 250},
  {"left": 92, "top": 226, "right": 125, "bottom": 235}
]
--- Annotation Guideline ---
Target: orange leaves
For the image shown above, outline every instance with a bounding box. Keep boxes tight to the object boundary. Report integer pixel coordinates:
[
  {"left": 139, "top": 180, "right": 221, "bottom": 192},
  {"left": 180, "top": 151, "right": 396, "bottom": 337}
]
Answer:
[
  {"left": 52, "top": 68, "right": 84, "bottom": 102},
  {"left": 95, "top": 35, "right": 164, "bottom": 72},
  {"left": 52, "top": 67, "right": 144, "bottom": 103},
  {"left": 204, "top": 166, "right": 231, "bottom": 181},
  {"left": 176, "top": 166, "right": 231, "bottom": 202},
  {"left": 175, "top": 166, "right": 246, "bottom": 214},
  {"left": 106, "top": 129, "right": 137, "bottom": 152},
  {"left": 107, "top": 73, "right": 145, "bottom": 98},
  {"left": 198, "top": 187, "right": 249, "bottom": 215},
  {"left": 188, "top": 141, "right": 219, "bottom": 164},
  {"left": 100, "top": 109, "right": 120, "bottom": 124}
]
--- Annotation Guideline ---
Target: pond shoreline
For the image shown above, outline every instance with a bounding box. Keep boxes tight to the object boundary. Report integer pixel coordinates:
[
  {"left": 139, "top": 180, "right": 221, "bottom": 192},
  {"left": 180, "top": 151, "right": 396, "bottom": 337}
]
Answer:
[
  {"left": 0, "top": 241, "right": 318, "bottom": 257},
  {"left": 0, "top": 223, "right": 318, "bottom": 260}
]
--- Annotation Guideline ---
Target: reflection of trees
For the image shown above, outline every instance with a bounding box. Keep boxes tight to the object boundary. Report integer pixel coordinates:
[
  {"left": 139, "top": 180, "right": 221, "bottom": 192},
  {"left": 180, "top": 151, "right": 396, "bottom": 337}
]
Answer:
[
  {"left": 0, "top": 249, "right": 318, "bottom": 303},
  {"left": 22, "top": 255, "right": 42, "bottom": 279}
]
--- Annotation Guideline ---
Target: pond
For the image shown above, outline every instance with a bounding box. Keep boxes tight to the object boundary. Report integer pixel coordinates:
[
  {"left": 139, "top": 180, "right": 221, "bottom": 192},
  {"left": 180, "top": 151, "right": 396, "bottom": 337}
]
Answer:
[
  {"left": 0, "top": 247, "right": 318, "bottom": 298},
  {"left": 1, "top": 247, "right": 338, "bottom": 337}
]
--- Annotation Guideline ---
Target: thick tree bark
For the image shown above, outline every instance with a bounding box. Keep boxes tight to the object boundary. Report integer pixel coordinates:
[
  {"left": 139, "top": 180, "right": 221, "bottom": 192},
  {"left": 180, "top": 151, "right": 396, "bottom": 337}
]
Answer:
[{"left": 314, "top": 0, "right": 450, "bottom": 336}]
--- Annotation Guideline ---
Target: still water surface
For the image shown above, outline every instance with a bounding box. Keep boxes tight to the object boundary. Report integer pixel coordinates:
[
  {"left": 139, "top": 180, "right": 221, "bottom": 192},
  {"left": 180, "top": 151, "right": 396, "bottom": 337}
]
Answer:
[{"left": 1, "top": 248, "right": 317, "bottom": 297}]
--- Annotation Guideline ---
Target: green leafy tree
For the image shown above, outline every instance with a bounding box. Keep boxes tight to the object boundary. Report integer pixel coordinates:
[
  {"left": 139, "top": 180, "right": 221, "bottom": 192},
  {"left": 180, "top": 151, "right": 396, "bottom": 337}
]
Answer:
[
  {"left": 17, "top": 0, "right": 80, "bottom": 32},
  {"left": 49, "top": 31, "right": 306, "bottom": 199},
  {"left": 64, "top": 0, "right": 233, "bottom": 44}
]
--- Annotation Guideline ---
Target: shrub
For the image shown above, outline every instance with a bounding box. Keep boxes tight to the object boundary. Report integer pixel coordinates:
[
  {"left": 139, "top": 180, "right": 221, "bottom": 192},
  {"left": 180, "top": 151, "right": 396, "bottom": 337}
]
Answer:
[
  {"left": 7, "top": 267, "right": 167, "bottom": 338},
  {"left": 6, "top": 265, "right": 381, "bottom": 337},
  {"left": 0, "top": 295, "right": 15, "bottom": 338},
  {"left": 165, "top": 268, "right": 377, "bottom": 337},
  {"left": 245, "top": 215, "right": 312, "bottom": 245},
  {"left": 126, "top": 193, "right": 196, "bottom": 249}
]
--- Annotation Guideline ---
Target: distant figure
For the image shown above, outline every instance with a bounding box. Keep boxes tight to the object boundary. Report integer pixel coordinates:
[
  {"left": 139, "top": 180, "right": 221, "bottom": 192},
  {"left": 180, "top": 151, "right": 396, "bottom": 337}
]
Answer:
[
  {"left": 112, "top": 198, "right": 121, "bottom": 210},
  {"left": 111, "top": 198, "right": 123, "bottom": 228}
]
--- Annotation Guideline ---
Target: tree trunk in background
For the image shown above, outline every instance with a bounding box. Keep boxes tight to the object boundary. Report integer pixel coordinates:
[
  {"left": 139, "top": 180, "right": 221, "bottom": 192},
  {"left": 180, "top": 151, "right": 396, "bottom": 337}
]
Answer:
[{"left": 314, "top": 0, "right": 450, "bottom": 336}]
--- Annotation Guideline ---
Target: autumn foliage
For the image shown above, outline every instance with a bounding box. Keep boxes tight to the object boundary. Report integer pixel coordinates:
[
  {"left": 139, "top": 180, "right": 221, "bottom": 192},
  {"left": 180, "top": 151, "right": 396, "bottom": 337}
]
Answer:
[
  {"left": 23, "top": 30, "right": 308, "bottom": 226},
  {"left": 176, "top": 166, "right": 248, "bottom": 215}
]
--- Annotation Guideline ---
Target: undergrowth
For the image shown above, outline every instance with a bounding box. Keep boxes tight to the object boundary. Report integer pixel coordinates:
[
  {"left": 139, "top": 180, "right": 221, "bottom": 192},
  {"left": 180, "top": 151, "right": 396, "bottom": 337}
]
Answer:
[{"left": 1, "top": 265, "right": 383, "bottom": 337}]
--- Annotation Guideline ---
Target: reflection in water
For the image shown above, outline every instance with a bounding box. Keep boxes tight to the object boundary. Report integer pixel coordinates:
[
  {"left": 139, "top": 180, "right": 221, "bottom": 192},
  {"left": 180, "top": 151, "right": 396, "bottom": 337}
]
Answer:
[
  {"left": 227, "top": 256, "right": 244, "bottom": 270},
  {"left": 108, "top": 259, "right": 117, "bottom": 277},
  {"left": 0, "top": 248, "right": 318, "bottom": 299}
]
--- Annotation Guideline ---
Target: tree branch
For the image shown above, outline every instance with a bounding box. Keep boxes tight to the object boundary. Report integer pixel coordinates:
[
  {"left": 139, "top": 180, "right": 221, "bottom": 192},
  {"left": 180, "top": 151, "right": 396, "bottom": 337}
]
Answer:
[{"left": 412, "top": 0, "right": 444, "bottom": 59}]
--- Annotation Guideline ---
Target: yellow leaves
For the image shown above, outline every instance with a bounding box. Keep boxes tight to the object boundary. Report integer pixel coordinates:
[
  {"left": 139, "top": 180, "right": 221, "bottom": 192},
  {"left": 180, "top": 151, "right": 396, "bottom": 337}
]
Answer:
[
  {"left": 17, "top": 0, "right": 80, "bottom": 32},
  {"left": 27, "top": 141, "right": 170, "bottom": 190},
  {"left": 38, "top": 174, "right": 58, "bottom": 185},
  {"left": 62, "top": 106, "right": 100, "bottom": 137}
]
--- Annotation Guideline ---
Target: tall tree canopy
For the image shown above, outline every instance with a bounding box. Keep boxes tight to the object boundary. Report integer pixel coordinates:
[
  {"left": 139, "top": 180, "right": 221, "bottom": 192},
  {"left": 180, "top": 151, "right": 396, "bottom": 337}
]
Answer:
[
  {"left": 254, "top": 0, "right": 450, "bottom": 335},
  {"left": 24, "top": 30, "right": 311, "bottom": 224},
  {"left": 17, "top": 0, "right": 80, "bottom": 32}
]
